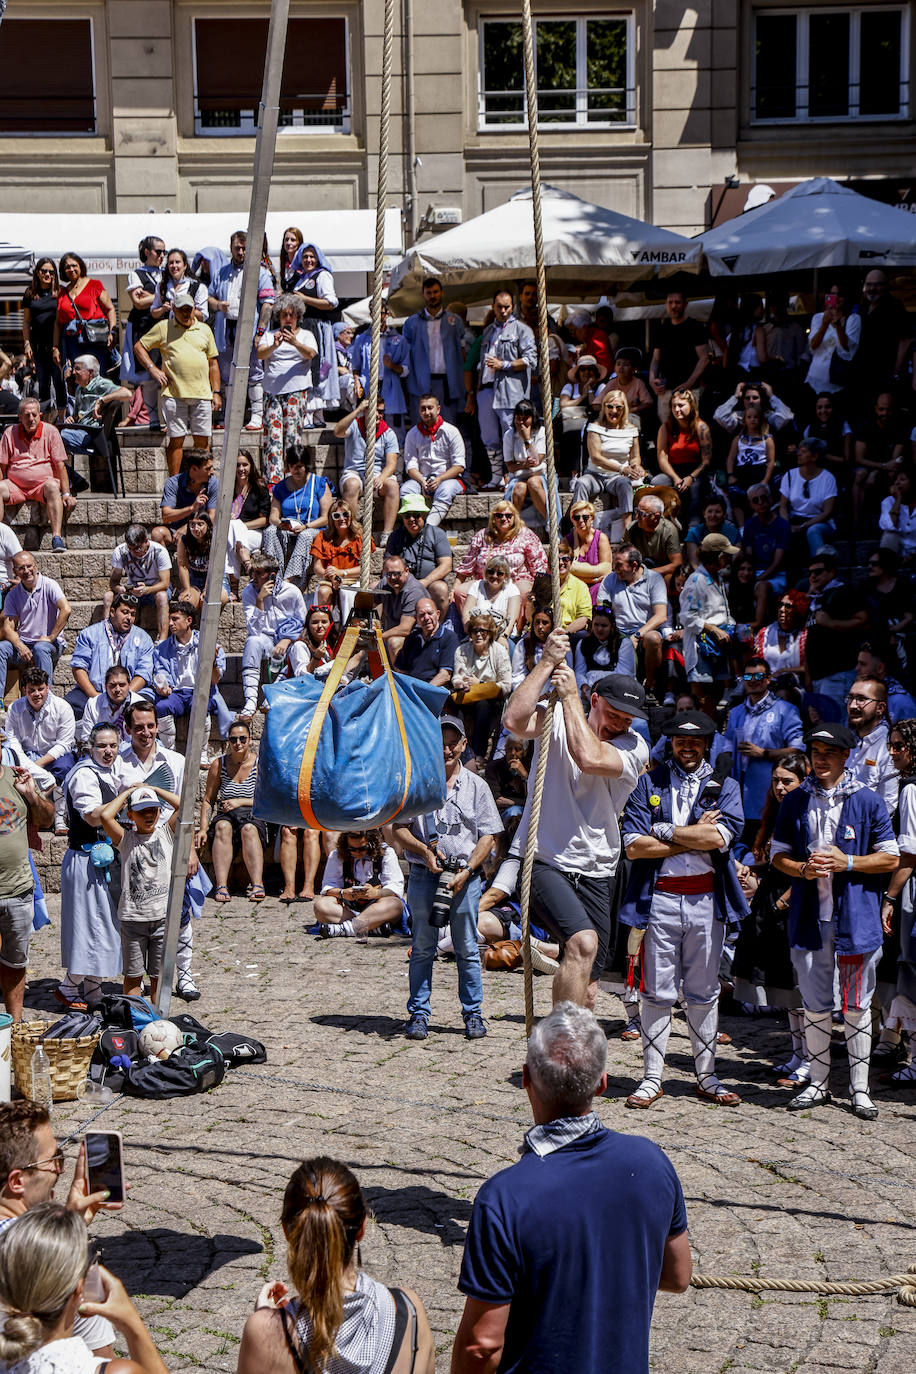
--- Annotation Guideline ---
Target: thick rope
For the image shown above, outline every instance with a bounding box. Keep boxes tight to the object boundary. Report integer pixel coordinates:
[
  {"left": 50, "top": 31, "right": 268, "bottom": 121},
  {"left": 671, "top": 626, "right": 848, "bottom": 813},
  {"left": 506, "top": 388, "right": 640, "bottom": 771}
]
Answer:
[
  {"left": 690, "top": 1266, "right": 916, "bottom": 1308},
  {"left": 518, "top": 0, "right": 562, "bottom": 1037},
  {"left": 359, "top": 0, "right": 396, "bottom": 589}
]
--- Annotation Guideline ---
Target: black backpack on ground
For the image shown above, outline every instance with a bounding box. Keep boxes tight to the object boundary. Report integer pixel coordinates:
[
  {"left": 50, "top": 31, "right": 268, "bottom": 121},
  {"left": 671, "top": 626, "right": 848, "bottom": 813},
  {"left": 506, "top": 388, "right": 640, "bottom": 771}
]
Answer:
[{"left": 170, "top": 1012, "right": 267, "bottom": 1065}]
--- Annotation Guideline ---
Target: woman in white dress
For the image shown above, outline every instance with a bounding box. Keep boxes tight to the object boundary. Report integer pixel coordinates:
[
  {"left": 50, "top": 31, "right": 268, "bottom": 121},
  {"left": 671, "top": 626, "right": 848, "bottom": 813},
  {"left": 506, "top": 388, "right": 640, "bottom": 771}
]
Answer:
[
  {"left": 56, "top": 726, "right": 122, "bottom": 1009},
  {"left": 571, "top": 390, "right": 641, "bottom": 539}
]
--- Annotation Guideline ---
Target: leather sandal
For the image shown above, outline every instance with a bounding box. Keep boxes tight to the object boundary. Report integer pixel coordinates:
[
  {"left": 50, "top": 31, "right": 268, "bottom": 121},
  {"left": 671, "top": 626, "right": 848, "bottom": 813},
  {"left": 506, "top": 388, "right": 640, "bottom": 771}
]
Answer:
[
  {"left": 625, "top": 1085, "right": 663, "bottom": 1109},
  {"left": 213, "top": 885, "right": 231, "bottom": 903},
  {"left": 695, "top": 1084, "right": 741, "bottom": 1107}
]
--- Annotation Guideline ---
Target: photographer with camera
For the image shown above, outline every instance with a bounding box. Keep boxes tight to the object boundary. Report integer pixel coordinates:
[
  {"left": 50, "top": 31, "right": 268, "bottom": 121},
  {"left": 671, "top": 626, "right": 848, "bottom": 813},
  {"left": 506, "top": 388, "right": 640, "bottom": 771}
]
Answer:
[{"left": 394, "top": 716, "right": 503, "bottom": 1042}]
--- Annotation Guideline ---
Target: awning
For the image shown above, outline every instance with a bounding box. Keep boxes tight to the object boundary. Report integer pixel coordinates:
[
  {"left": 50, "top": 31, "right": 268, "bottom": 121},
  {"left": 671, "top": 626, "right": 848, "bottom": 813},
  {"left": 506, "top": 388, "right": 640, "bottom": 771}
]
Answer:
[
  {"left": 0, "top": 211, "right": 403, "bottom": 276},
  {"left": 0, "top": 240, "right": 32, "bottom": 274}
]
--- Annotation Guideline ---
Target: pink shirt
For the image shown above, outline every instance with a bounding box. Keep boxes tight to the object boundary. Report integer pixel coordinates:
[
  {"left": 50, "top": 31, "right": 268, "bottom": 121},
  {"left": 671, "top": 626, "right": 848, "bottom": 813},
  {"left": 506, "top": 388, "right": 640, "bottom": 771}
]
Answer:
[
  {"left": 0, "top": 421, "right": 67, "bottom": 484},
  {"left": 457, "top": 525, "right": 547, "bottom": 583}
]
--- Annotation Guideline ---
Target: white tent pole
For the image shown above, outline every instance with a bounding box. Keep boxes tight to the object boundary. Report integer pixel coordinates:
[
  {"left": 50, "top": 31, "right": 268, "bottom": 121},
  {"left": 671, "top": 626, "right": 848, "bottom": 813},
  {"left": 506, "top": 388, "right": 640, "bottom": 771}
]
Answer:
[{"left": 156, "top": 0, "right": 291, "bottom": 1016}]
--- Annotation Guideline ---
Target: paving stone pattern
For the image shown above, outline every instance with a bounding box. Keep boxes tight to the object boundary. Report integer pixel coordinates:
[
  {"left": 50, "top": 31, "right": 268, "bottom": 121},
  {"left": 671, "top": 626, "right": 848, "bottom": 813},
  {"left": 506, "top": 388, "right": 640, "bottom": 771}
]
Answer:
[{"left": 24, "top": 893, "right": 916, "bottom": 1374}]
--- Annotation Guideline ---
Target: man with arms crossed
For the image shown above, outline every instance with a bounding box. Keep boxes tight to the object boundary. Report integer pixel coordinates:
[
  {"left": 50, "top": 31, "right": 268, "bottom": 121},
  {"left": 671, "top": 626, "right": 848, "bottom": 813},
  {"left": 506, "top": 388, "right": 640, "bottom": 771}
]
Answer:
[
  {"left": 504, "top": 631, "right": 649, "bottom": 1010},
  {"left": 451, "top": 1002, "right": 691, "bottom": 1374}
]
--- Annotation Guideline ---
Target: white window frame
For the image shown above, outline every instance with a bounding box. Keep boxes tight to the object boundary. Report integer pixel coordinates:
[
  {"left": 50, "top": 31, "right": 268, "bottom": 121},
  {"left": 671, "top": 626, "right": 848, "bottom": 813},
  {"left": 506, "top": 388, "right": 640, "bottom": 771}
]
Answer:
[
  {"left": 477, "top": 12, "right": 636, "bottom": 131},
  {"left": 191, "top": 15, "right": 352, "bottom": 136},
  {"left": 0, "top": 16, "right": 97, "bottom": 138},
  {"left": 750, "top": 5, "right": 909, "bottom": 124}
]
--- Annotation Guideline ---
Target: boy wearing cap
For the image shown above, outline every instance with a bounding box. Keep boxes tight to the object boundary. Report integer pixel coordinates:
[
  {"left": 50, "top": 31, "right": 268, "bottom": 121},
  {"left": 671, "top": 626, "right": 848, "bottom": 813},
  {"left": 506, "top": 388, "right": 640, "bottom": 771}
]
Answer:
[
  {"left": 99, "top": 783, "right": 181, "bottom": 1000},
  {"left": 770, "top": 723, "right": 899, "bottom": 1120},
  {"left": 621, "top": 711, "right": 748, "bottom": 1109},
  {"left": 504, "top": 630, "right": 649, "bottom": 1010}
]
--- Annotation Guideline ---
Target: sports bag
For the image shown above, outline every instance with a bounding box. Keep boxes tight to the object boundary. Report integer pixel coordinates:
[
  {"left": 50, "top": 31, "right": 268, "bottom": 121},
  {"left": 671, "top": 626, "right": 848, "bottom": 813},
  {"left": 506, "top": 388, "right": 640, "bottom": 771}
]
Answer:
[
  {"left": 254, "top": 616, "right": 448, "bottom": 830},
  {"left": 123, "top": 1042, "right": 226, "bottom": 1098},
  {"left": 169, "top": 1012, "right": 267, "bottom": 1065}
]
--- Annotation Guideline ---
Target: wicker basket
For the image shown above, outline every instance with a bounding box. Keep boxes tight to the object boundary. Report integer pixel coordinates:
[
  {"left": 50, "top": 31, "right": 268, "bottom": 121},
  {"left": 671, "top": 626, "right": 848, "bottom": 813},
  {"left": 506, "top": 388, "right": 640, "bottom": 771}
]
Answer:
[{"left": 11, "top": 1020, "right": 101, "bottom": 1102}]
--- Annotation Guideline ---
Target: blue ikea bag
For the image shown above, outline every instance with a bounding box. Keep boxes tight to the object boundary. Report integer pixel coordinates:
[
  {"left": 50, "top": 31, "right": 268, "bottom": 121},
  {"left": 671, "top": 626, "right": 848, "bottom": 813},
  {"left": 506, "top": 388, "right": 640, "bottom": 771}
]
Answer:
[{"left": 253, "top": 671, "right": 449, "bottom": 830}]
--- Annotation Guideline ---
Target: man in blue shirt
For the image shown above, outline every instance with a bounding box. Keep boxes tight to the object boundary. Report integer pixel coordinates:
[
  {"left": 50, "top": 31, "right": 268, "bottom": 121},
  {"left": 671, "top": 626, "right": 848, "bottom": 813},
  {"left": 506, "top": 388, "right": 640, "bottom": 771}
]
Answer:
[
  {"left": 725, "top": 657, "right": 805, "bottom": 846},
  {"left": 397, "top": 597, "right": 456, "bottom": 685},
  {"left": 741, "top": 484, "right": 791, "bottom": 620},
  {"left": 402, "top": 278, "right": 466, "bottom": 424},
  {"left": 452, "top": 1002, "right": 691, "bottom": 1374},
  {"left": 66, "top": 594, "right": 155, "bottom": 717}
]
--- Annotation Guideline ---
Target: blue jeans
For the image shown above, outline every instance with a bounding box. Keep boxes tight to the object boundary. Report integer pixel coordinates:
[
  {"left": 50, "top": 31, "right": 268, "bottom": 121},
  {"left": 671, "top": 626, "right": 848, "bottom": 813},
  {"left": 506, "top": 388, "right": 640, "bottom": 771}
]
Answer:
[
  {"left": 804, "top": 521, "right": 835, "bottom": 555},
  {"left": 0, "top": 639, "right": 60, "bottom": 697},
  {"left": 407, "top": 866, "right": 483, "bottom": 1020},
  {"left": 143, "top": 685, "right": 235, "bottom": 740}
]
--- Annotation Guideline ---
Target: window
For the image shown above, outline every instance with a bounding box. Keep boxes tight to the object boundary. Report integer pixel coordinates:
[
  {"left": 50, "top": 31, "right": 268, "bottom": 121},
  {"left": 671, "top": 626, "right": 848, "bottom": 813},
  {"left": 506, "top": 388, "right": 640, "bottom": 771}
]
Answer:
[
  {"left": 0, "top": 19, "right": 96, "bottom": 134},
  {"left": 193, "top": 18, "right": 350, "bottom": 134},
  {"left": 479, "top": 15, "right": 634, "bottom": 129},
  {"left": 752, "top": 6, "right": 908, "bottom": 122}
]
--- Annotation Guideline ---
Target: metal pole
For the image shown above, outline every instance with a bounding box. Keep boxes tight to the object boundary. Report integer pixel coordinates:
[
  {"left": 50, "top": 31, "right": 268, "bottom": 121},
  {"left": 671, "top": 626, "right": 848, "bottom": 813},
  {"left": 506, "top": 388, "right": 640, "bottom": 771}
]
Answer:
[{"left": 156, "top": 0, "right": 291, "bottom": 1016}]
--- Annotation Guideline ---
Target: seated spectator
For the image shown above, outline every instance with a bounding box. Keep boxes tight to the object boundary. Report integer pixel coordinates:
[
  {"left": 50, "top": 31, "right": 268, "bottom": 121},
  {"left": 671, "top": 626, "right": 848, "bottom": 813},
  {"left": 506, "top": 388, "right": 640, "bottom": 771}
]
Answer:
[
  {"left": 712, "top": 378, "right": 794, "bottom": 436},
  {"left": 0, "top": 397, "right": 76, "bottom": 551},
  {"left": 333, "top": 396, "right": 401, "bottom": 542},
  {"left": 261, "top": 444, "right": 333, "bottom": 587},
  {"left": 385, "top": 495, "right": 453, "bottom": 598},
  {"left": 601, "top": 346, "right": 654, "bottom": 423},
  {"left": 0, "top": 523, "right": 23, "bottom": 596},
  {"left": 865, "top": 546, "right": 913, "bottom": 643},
  {"left": 313, "top": 829, "right": 406, "bottom": 937},
  {"left": 151, "top": 450, "right": 218, "bottom": 551},
  {"left": 287, "top": 603, "right": 336, "bottom": 678},
  {"left": 504, "top": 399, "right": 548, "bottom": 521},
  {"left": 52, "top": 252, "right": 117, "bottom": 376},
  {"left": 680, "top": 533, "right": 739, "bottom": 715},
  {"left": 135, "top": 292, "right": 221, "bottom": 477},
  {"left": 559, "top": 352, "right": 605, "bottom": 415},
  {"left": 573, "top": 605, "right": 622, "bottom": 698},
  {"left": 556, "top": 542, "right": 592, "bottom": 633},
  {"left": 58, "top": 354, "right": 130, "bottom": 490},
  {"left": 573, "top": 390, "right": 640, "bottom": 536},
  {"left": 567, "top": 500, "right": 613, "bottom": 605},
  {"left": 226, "top": 449, "right": 271, "bottom": 594},
  {"left": 854, "top": 640, "right": 916, "bottom": 723},
  {"left": 5, "top": 663, "right": 76, "bottom": 801},
  {"left": 752, "top": 588, "right": 809, "bottom": 678},
  {"left": 76, "top": 663, "right": 140, "bottom": 745},
  {"left": 778, "top": 438, "right": 837, "bottom": 560},
  {"left": 376, "top": 554, "right": 426, "bottom": 661},
  {"left": 176, "top": 512, "right": 229, "bottom": 609},
  {"left": 485, "top": 735, "right": 532, "bottom": 818},
  {"left": 621, "top": 492, "right": 683, "bottom": 583},
  {"left": 256, "top": 293, "right": 318, "bottom": 487},
  {"left": 803, "top": 391, "right": 853, "bottom": 487},
  {"left": 462, "top": 555, "right": 520, "bottom": 640},
  {"left": 398, "top": 597, "right": 457, "bottom": 685},
  {"left": 803, "top": 282, "right": 860, "bottom": 402},
  {"left": 803, "top": 550, "right": 868, "bottom": 708},
  {"left": 146, "top": 600, "right": 234, "bottom": 762},
  {"left": 684, "top": 493, "right": 740, "bottom": 569},
  {"left": 401, "top": 394, "right": 466, "bottom": 527},
  {"left": 727, "top": 551, "right": 766, "bottom": 646},
  {"left": 511, "top": 602, "right": 560, "bottom": 689},
  {"left": 104, "top": 523, "right": 172, "bottom": 641},
  {"left": 453, "top": 502, "right": 547, "bottom": 610},
  {"left": 239, "top": 551, "right": 305, "bottom": 720},
  {"left": 452, "top": 613, "right": 512, "bottom": 757},
  {"left": 654, "top": 387, "right": 712, "bottom": 518},
  {"left": 235, "top": 1158, "right": 434, "bottom": 1374},
  {"left": 0, "top": 551, "right": 71, "bottom": 700},
  {"left": 149, "top": 247, "right": 208, "bottom": 320},
  {"left": 566, "top": 308, "right": 613, "bottom": 372},
  {"left": 724, "top": 402, "right": 775, "bottom": 525},
  {"left": 0, "top": 1202, "right": 168, "bottom": 1374},
  {"left": 879, "top": 465, "right": 916, "bottom": 565},
  {"left": 196, "top": 719, "right": 265, "bottom": 903},
  {"left": 741, "top": 483, "right": 791, "bottom": 623},
  {"left": 311, "top": 500, "right": 373, "bottom": 609},
  {"left": 597, "top": 546, "right": 668, "bottom": 688},
  {"left": 66, "top": 591, "right": 153, "bottom": 717},
  {"left": 334, "top": 322, "right": 359, "bottom": 407},
  {"left": 727, "top": 292, "right": 769, "bottom": 377},
  {"left": 852, "top": 392, "right": 906, "bottom": 530}
]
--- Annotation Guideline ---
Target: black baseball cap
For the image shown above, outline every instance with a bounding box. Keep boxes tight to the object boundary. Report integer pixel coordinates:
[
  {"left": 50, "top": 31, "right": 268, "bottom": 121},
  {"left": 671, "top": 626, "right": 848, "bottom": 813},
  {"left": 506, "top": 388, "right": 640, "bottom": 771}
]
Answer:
[
  {"left": 805, "top": 723, "right": 857, "bottom": 751},
  {"left": 661, "top": 710, "right": 716, "bottom": 738},
  {"left": 591, "top": 673, "right": 648, "bottom": 720}
]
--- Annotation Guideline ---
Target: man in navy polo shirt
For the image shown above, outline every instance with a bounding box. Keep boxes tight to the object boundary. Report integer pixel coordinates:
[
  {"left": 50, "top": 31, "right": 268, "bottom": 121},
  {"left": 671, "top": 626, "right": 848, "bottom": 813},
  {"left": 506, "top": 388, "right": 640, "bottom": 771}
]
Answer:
[
  {"left": 452, "top": 1002, "right": 691, "bottom": 1374},
  {"left": 397, "top": 597, "right": 456, "bottom": 687}
]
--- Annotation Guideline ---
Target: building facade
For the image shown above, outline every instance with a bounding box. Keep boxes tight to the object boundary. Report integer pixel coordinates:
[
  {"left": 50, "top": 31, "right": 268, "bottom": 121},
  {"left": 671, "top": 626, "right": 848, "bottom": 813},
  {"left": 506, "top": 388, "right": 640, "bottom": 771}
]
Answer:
[{"left": 1, "top": 0, "right": 912, "bottom": 238}]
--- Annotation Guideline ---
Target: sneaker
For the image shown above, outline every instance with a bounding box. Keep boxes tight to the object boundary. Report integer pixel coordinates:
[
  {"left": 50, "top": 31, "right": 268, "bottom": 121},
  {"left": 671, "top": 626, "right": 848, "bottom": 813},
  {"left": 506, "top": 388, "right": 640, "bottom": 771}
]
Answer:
[
  {"left": 404, "top": 1013, "right": 429, "bottom": 1041},
  {"left": 51, "top": 535, "right": 67, "bottom": 551},
  {"left": 318, "top": 920, "right": 356, "bottom": 938},
  {"left": 175, "top": 973, "right": 201, "bottom": 1002},
  {"left": 464, "top": 1013, "right": 488, "bottom": 1040},
  {"left": 529, "top": 943, "right": 559, "bottom": 975}
]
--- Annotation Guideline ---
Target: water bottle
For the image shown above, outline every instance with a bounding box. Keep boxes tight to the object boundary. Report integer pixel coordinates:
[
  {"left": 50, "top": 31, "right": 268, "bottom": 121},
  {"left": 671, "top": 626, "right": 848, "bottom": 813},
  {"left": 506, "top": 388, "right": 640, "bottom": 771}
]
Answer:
[{"left": 30, "top": 1045, "right": 53, "bottom": 1111}]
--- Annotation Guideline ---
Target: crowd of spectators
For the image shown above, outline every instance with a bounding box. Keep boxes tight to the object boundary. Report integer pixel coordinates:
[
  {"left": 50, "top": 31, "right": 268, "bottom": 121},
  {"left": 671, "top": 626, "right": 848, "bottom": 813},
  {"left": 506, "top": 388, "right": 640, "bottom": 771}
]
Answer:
[{"left": 0, "top": 241, "right": 915, "bottom": 1094}]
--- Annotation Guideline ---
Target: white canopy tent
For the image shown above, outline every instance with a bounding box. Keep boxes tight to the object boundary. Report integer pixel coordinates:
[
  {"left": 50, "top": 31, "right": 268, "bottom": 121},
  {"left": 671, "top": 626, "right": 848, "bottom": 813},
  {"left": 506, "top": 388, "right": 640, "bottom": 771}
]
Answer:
[
  {"left": 0, "top": 210, "right": 403, "bottom": 292},
  {"left": 387, "top": 186, "right": 700, "bottom": 310},
  {"left": 697, "top": 178, "right": 916, "bottom": 276},
  {"left": 0, "top": 240, "right": 31, "bottom": 274}
]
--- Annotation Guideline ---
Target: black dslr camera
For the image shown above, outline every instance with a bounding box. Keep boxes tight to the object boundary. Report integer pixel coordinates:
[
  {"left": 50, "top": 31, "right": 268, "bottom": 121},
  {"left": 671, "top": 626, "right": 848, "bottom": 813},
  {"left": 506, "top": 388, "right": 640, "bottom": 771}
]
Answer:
[{"left": 429, "top": 854, "right": 467, "bottom": 928}]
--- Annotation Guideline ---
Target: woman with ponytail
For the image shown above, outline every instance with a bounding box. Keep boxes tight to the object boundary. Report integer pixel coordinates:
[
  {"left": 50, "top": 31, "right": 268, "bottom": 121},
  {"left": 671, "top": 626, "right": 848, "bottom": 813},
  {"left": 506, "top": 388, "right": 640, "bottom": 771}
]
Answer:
[
  {"left": 0, "top": 1202, "right": 166, "bottom": 1373},
  {"left": 237, "top": 1158, "right": 434, "bottom": 1374}
]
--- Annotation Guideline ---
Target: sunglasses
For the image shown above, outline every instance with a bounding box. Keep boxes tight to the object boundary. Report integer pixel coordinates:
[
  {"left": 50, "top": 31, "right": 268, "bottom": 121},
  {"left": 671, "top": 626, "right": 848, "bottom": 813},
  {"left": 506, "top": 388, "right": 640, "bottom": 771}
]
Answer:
[
  {"left": 493, "top": 513, "right": 513, "bottom": 522},
  {"left": 348, "top": 842, "right": 369, "bottom": 852},
  {"left": 485, "top": 568, "right": 506, "bottom": 577},
  {"left": 117, "top": 594, "right": 139, "bottom": 608},
  {"left": 558, "top": 556, "right": 572, "bottom": 565},
  {"left": 228, "top": 735, "right": 249, "bottom": 744},
  {"left": 802, "top": 480, "right": 810, "bottom": 499},
  {"left": 571, "top": 513, "right": 591, "bottom": 522},
  {"left": 743, "top": 671, "right": 767, "bottom": 682},
  {"left": 470, "top": 627, "right": 490, "bottom": 635},
  {"left": 638, "top": 510, "right": 660, "bottom": 521},
  {"left": 808, "top": 567, "right": 826, "bottom": 577},
  {"left": 332, "top": 512, "right": 350, "bottom": 520}
]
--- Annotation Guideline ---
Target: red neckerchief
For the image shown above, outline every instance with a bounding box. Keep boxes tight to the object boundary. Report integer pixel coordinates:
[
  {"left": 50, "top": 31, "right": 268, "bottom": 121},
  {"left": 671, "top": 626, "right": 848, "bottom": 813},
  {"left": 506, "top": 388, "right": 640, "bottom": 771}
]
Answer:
[
  {"left": 357, "top": 415, "right": 389, "bottom": 439},
  {"left": 20, "top": 422, "right": 43, "bottom": 442},
  {"left": 418, "top": 415, "right": 444, "bottom": 439}
]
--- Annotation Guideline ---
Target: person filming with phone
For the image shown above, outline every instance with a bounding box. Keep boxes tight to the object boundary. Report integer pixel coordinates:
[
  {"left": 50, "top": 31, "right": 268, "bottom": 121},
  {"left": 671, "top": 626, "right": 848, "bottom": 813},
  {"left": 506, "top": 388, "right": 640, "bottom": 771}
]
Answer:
[{"left": 0, "top": 1101, "right": 127, "bottom": 1362}]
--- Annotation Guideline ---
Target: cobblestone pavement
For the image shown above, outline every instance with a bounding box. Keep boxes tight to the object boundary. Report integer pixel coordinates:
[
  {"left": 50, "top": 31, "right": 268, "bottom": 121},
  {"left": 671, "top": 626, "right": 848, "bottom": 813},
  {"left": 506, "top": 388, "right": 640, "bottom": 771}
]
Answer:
[{"left": 25, "top": 894, "right": 916, "bottom": 1373}]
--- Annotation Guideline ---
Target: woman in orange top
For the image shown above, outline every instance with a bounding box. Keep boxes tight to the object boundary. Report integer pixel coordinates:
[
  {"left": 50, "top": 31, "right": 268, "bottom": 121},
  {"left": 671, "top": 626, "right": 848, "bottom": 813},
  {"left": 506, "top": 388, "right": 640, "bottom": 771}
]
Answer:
[
  {"left": 310, "top": 499, "right": 375, "bottom": 606},
  {"left": 655, "top": 386, "right": 712, "bottom": 519}
]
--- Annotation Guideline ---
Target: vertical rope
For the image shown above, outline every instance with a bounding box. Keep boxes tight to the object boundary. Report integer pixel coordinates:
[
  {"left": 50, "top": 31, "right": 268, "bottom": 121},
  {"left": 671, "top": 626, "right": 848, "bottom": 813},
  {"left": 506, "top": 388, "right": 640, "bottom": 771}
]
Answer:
[
  {"left": 360, "top": 0, "right": 397, "bottom": 589},
  {"left": 518, "top": 0, "right": 561, "bottom": 1037}
]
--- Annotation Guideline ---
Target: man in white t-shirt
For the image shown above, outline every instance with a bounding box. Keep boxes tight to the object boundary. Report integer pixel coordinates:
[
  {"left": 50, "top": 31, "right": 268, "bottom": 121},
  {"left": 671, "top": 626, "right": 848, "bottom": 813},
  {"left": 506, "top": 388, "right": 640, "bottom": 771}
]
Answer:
[
  {"left": 401, "top": 394, "right": 466, "bottom": 527},
  {"left": 505, "top": 632, "right": 649, "bottom": 1009},
  {"left": 104, "top": 522, "right": 173, "bottom": 641}
]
